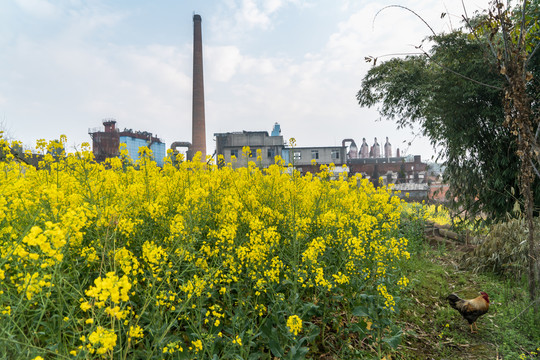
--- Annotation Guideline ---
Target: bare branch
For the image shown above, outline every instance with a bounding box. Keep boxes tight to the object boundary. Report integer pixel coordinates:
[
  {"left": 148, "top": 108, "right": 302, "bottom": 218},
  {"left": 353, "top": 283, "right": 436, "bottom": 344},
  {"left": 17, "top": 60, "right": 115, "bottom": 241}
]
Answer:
[
  {"left": 461, "top": 0, "right": 469, "bottom": 24},
  {"left": 510, "top": 298, "right": 540, "bottom": 321},
  {"left": 532, "top": 160, "right": 540, "bottom": 179},
  {"left": 373, "top": 5, "right": 436, "bottom": 36},
  {"left": 367, "top": 52, "right": 425, "bottom": 61},
  {"left": 495, "top": 0, "right": 512, "bottom": 65},
  {"left": 517, "top": 0, "right": 528, "bottom": 53},
  {"left": 460, "top": 10, "right": 500, "bottom": 71},
  {"left": 415, "top": 46, "right": 504, "bottom": 91},
  {"left": 444, "top": 2, "right": 453, "bottom": 31}
]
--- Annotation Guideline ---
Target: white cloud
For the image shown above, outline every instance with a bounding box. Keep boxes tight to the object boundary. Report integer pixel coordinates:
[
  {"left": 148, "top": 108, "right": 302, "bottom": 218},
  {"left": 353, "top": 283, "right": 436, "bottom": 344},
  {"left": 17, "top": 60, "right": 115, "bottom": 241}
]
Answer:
[
  {"left": 238, "top": 0, "right": 273, "bottom": 29},
  {"left": 15, "top": 0, "right": 56, "bottom": 18},
  {"left": 3, "top": 31, "right": 193, "bottom": 148},
  {"left": 213, "top": 0, "right": 297, "bottom": 37},
  {"left": 263, "top": 0, "right": 283, "bottom": 13},
  {"left": 205, "top": 46, "right": 243, "bottom": 81}
]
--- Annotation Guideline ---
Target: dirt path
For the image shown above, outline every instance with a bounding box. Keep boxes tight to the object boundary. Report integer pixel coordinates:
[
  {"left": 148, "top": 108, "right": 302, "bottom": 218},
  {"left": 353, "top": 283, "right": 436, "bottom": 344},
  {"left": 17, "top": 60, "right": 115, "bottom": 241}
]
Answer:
[{"left": 396, "top": 233, "right": 502, "bottom": 360}]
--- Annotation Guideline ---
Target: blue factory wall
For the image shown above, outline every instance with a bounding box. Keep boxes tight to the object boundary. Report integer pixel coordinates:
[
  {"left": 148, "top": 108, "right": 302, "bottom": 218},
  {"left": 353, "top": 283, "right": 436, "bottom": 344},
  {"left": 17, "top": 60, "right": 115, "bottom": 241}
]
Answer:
[{"left": 119, "top": 136, "right": 166, "bottom": 166}]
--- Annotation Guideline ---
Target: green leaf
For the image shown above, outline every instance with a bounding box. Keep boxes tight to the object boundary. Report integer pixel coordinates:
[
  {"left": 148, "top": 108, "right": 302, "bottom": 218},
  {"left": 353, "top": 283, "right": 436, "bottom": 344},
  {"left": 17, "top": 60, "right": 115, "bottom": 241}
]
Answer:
[
  {"left": 269, "top": 335, "right": 284, "bottom": 358},
  {"left": 382, "top": 331, "right": 402, "bottom": 349},
  {"left": 352, "top": 306, "right": 370, "bottom": 317},
  {"left": 290, "top": 346, "right": 310, "bottom": 360}
]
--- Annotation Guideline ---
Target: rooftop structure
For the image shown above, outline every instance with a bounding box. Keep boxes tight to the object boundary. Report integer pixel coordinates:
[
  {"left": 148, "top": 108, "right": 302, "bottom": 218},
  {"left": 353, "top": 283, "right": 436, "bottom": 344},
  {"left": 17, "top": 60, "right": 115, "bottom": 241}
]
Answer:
[{"left": 214, "top": 126, "right": 284, "bottom": 168}]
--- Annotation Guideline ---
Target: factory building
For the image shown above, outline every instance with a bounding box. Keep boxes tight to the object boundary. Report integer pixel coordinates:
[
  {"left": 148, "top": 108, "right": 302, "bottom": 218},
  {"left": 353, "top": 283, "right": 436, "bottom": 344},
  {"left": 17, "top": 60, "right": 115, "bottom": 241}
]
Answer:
[
  {"left": 89, "top": 119, "right": 166, "bottom": 166},
  {"left": 214, "top": 124, "right": 428, "bottom": 188},
  {"left": 90, "top": 119, "right": 120, "bottom": 163},
  {"left": 214, "top": 123, "right": 284, "bottom": 168},
  {"left": 285, "top": 146, "right": 346, "bottom": 167},
  {"left": 119, "top": 131, "right": 166, "bottom": 167}
]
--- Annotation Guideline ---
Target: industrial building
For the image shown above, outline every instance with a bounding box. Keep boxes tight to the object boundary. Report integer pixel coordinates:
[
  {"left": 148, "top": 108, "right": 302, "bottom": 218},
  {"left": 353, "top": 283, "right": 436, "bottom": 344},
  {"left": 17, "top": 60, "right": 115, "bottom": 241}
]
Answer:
[
  {"left": 89, "top": 119, "right": 166, "bottom": 166},
  {"left": 214, "top": 123, "right": 284, "bottom": 168},
  {"left": 214, "top": 124, "right": 428, "bottom": 187},
  {"left": 284, "top": 146, "right": 346, "bottom": 167}
]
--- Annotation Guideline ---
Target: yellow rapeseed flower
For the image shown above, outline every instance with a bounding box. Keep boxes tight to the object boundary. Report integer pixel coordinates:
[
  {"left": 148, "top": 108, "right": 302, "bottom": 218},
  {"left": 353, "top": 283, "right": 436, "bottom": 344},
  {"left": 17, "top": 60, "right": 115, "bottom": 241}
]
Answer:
[{"left": 286, "top": 315, "right": 303, "bottom": 337}]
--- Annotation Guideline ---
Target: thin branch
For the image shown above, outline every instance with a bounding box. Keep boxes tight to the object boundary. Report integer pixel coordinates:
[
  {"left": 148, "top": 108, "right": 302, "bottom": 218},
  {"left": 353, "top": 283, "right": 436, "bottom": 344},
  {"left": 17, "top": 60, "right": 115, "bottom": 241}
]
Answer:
[
  {"left": 510, "top": 298, "right": 540, "bottom": 322},
  {"left": 525, "top": 41, "right": 540, "bottom": 69},
  {"left": 495, "top": 0, "right": 512, "bottom": 65},
  {"left": 368, "top": 52, "right": 425, "bottom": 59},
  {"left": 415, "top": 46, "right": 504, "bottom": 91},
  {"left": 531, "top": 159, "right": 540, "bottom": 179},
  {"left": 444, "top": 2, "right": 453, "bottom": 31},
  {"left": 517, "top": 0, "right": 528, "bottom": 52},
  {"left": 373, "top": 5, "right": 436, "bottom": 36},
  {"left": 460, "top": 13, "right": 500, "bottom": 73},
  {"left": 461, "top": 0, "right": 470, "bottom": 25}
]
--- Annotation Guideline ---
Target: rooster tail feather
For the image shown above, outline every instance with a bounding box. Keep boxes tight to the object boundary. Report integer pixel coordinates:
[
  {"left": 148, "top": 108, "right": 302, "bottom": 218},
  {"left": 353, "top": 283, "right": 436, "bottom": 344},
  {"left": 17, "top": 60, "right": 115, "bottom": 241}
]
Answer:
[{"left": 447, "top": 294, "right": 462, "bottom": 310}]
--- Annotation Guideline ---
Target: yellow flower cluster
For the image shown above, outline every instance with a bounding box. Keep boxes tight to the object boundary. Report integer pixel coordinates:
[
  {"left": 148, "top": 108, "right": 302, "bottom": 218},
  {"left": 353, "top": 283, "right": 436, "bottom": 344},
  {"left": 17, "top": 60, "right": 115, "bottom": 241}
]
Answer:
[
  {"left": 142, "top": 240, "right": 168, "bottom": 278},
  {"left": 402, "top": 203, "right": 451, "bottom": 226},
  {"left": 286, "top": 315, "right": 303, "bottom": 336},
  {"left": 377, "top": 284, "right": 396, "bottom": 311},
  {"left": 163, "top": 341, "right": 184, "bottom": 354},
  {"left": 128, "top": 325, "right": 144, "bottom": 341},
  {"left": 191, "top": 339, "right": 203, "bottom": 352},
  {"left": 84, "top": 326, "right": 117, "bottom": 356},
  {"left": 15, "top": 272, "right": 52, "bottom": 301},
  {"left": 397, "top": 275, "right": 410, "bottom": 289},
  {"left": 232, "top": 335, "right": 242, "bottom": 346},
  {"left": 85, "top": 272, "right": 132, "bottom": 306},
  {"left": 114, "top": 247, "right": 141, "bottom": 277}
]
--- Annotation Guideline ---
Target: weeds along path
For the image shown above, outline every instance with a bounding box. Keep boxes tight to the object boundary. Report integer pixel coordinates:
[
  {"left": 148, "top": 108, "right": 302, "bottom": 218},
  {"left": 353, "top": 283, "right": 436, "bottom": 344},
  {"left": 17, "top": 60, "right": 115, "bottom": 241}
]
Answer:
[{"left": 396, "top": 229, "right": 539, "bottom": 360}]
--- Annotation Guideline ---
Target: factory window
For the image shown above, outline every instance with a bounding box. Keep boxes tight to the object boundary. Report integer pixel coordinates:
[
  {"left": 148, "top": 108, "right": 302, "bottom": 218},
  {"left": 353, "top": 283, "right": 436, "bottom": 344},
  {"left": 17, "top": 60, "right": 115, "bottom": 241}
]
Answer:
[
  {"left": 331, "top": 149, "right": 340, "bottom": 159},
  {"left": 251, "top": 148, "right": 258, "bottom": 157},
  {"left": 231, "top": 149, "right": 238, "bottom": 158},
  {"left": 311, "top": 150, "right": 319, "bottom": 160},
  {"left": 267, "top": 148, "right": 275, "bottom": 158},
  {"left": 294, "top": 151, "right": 301, "bottom": 160}
]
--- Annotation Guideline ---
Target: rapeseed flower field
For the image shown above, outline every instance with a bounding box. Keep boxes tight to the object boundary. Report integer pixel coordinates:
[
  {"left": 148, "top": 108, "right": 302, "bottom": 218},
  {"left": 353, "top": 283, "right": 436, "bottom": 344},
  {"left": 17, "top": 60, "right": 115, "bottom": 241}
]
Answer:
[{"left": 0, "top": 135, "right": 422, "bottom": 359}]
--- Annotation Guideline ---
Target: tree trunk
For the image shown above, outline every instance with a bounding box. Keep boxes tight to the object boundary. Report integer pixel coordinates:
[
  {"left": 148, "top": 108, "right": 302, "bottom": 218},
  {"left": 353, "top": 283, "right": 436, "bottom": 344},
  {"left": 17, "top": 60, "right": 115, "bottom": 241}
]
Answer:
[{"left": 524, "top": 175, "right": 538, "bottom": 310}]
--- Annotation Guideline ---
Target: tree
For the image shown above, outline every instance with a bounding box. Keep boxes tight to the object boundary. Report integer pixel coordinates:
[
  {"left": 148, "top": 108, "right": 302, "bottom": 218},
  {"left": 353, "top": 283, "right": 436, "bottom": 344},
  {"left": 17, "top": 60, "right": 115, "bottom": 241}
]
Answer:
[
  {"left": 479, "top": 0, "right": 540, "bottom": 306},
  {"left": 358, "top": 1, "right": 539, "bottom": 304},
  {"left": 358, "top": 32, "right": 537, "bottom": 220}
]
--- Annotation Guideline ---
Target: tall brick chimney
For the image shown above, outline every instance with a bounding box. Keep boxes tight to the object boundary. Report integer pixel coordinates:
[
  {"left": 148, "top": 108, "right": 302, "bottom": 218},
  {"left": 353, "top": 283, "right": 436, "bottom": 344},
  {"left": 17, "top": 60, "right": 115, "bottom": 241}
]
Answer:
[{"left": 192, "top": 14, "right": 206, "bottom": 161}]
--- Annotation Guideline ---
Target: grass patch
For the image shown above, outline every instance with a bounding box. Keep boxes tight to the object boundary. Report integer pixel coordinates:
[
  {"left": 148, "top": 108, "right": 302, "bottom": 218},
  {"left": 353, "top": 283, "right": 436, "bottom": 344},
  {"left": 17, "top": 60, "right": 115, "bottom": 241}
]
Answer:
[{"left": 395, "top": 237, "right": 540, "bottom": 359}]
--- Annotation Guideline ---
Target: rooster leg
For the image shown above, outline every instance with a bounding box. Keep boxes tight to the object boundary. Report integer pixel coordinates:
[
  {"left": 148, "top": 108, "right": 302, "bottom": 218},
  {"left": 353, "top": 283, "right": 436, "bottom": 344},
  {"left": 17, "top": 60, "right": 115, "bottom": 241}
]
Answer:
[
  {"left": 470, "top": 323, "right": 477, "bottom": 333},
  {"left": 474, "top": 322, "right": 479, "bottom": 332}
]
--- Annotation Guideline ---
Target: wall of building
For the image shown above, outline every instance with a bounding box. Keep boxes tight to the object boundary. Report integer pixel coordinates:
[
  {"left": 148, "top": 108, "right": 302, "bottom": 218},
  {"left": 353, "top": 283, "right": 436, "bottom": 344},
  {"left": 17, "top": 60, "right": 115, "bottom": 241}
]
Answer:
[
  {"left": 90, "top": 120, "right": 119, "bottom": 162},
  {"left": 92, "top": 132, "right": 119, "bottom": 162},
  {"left": 287, "top": 146, "right": 346, "bottom": 166},
  {"left": 151, "top": 143, "right": 166, "bottom": 166},
  {"left": 119, "top": 136, "right": 165, "bottom": 166},
  {"left": 215, "top": 131, "right": 284, "bottom": 167},
  {"left": 347, "top": 156, "right": 426, "bottom": 178}
]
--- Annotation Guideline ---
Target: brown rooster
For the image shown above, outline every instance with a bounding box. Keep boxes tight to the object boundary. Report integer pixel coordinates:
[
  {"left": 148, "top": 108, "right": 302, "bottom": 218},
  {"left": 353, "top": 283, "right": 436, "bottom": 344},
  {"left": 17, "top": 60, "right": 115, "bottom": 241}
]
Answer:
[{"left": 447, "top": 291, "right": 490, "bottom": 333}]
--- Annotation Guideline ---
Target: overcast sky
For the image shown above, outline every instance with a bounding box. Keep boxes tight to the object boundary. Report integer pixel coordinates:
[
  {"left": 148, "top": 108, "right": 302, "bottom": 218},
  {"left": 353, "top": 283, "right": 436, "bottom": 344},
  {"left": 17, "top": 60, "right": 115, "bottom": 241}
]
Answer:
[{"left": 0, "top": 0, "right": 491, "bottom": 161}]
